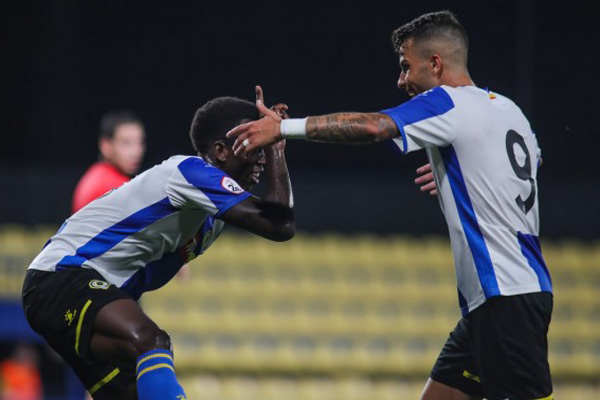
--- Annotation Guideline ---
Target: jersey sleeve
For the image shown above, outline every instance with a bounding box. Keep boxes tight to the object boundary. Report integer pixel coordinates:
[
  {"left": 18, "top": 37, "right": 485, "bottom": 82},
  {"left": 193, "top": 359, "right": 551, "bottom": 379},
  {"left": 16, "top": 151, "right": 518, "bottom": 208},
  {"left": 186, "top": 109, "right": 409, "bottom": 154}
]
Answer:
[
  {"left": 380, "top": 86, "right": 457, "bottom": 154},
  {"left": 167, "top": 157, "right": 252, "bottom": 217}
]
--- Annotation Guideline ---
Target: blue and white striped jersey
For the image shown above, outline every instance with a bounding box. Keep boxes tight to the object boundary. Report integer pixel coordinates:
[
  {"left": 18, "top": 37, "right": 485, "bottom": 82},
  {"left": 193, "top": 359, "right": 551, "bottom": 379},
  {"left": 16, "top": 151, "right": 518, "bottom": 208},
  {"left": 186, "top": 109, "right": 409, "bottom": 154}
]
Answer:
[
  {"left": 29, "top": 155, "right": 251, "bottom": 300},
  {"left": 381, "top": 86, "right": 551, "bottom": 315}
]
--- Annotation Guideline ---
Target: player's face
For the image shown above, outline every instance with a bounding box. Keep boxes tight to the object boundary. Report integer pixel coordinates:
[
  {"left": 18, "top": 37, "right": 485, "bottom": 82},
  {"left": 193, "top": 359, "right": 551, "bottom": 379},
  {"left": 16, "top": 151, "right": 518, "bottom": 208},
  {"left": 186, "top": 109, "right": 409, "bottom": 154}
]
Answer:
[
  {"left": 102, "top": 123, "right": 146, "bottom": 176},
  {"left": 397, "top": 39, "right": 437, "bottom": 97},
  {"left": 225, "top": 145, "right": 266, "bottom": 190}
]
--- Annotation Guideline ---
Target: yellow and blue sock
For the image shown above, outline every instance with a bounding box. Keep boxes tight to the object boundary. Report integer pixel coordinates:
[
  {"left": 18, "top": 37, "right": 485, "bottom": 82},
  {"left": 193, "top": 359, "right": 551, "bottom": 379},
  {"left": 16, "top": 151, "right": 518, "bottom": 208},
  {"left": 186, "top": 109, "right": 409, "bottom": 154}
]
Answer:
[{"left": 136, "top": 349, "right": 186, "bottom": 400}]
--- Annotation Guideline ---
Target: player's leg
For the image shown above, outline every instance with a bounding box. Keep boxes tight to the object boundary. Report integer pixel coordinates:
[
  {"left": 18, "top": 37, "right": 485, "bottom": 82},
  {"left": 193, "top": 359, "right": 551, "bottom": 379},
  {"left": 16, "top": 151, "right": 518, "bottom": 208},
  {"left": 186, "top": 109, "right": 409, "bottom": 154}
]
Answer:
[
  {"left": 421, "top": 317, "right": 484, "bottom": 400},
  {"left": 471, "top": 293, "right": 553, "bottom": 400},
  {"left": 23, "top": 269, "right": 187, "bottom": 400},
  {"left": 23, "top": 269, "right": 142, "bottom": 399},
  {"left": 89, "top": 298, "right": 187, "bottom": 400},
  {"left": 421, "top": 378, "right": 479, "bottom": 400}
]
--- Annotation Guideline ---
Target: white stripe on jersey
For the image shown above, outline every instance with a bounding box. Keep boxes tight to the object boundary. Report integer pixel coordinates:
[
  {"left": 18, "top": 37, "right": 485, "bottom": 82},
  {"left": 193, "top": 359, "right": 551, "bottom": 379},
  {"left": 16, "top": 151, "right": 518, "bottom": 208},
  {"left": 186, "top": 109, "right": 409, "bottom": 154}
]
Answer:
[
  {"left": 29, "top": 155, "right": 251, "bottom": 299},
  {"left": 382, "top": 86, "right": 551, "bottom": 315}
]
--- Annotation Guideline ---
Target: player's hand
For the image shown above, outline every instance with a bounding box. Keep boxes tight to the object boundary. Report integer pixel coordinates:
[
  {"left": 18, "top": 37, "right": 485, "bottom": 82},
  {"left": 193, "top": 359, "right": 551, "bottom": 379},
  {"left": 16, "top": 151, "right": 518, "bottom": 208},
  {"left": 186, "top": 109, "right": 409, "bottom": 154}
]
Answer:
[
  {"left": 255, "top": 85, "right": 290, "bottom": 120},
  {"left": 415, "top": 163, "right": 437, "bottom": 196},
  {"left": 254, "top": 86, "right": 287, "bottom": 154},
  {"left": 227, "top": 85, "right": 284, "bottom": 156}
]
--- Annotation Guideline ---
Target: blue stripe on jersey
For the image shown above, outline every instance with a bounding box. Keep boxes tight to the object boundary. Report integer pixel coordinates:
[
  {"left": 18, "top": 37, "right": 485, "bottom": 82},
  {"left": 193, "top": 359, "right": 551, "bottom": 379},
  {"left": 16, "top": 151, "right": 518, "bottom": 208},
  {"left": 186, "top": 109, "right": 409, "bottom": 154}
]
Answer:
[
  {"left": 120, "top": 218, "right": 215, "bottom": 299},
  {"left": 517, "top": 232, "right": 553, "bottom": 292},
  {"left": 457, "top": 288, "right": 469, "bottom": 316},
  {"left": 440, "top": 145, "right": 500, "bottom": 298},
  {"left": 177, "top": 157, "right": 252, "bottom": 217},
  {"left": 380, "top": 87, "right": 455, "bottom": 154},
  {"left": 56, "top": 197, "right": 178, "bottom": 269},
  {"left": 120, "top": 251, "right": 184, "bottom": 300}
]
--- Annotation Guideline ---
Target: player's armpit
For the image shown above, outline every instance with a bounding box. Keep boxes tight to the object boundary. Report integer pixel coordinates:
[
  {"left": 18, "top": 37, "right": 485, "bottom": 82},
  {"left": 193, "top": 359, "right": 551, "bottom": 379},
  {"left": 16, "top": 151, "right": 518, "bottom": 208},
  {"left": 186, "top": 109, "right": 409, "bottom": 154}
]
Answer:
[
  {"left": 220, "top": 196, "right": 295, "bottom": 242},
  {"left": 306, "top": 112, "right": 399, "bottom": 144}
]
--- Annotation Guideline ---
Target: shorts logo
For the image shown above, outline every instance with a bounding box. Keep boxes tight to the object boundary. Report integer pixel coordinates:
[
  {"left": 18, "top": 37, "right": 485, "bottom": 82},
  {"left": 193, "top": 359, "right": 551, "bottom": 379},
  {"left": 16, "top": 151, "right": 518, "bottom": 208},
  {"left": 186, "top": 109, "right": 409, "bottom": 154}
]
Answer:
[
  {"left": 89, "top": 280, "right": 111, "bottom": 290},
  {"left": 64, "top": 309, "right": 77, "bottom": 326},
  {"left": 221, "top": 176, "right": 244, "bottom": 194}
]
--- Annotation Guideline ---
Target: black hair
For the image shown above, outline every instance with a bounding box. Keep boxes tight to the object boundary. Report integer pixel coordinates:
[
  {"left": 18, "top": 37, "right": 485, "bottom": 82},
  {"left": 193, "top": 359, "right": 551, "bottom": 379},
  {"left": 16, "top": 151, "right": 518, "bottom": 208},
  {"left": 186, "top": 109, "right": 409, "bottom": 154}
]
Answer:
[
  {"left": 98, "top": 110, "right": 143, "bottom": 140},
  {"left": 189, "top": 96, "right": 259, "bottom": 155},
  {"left": 391, "top": 10, "right": 468, "bottom": 57}
]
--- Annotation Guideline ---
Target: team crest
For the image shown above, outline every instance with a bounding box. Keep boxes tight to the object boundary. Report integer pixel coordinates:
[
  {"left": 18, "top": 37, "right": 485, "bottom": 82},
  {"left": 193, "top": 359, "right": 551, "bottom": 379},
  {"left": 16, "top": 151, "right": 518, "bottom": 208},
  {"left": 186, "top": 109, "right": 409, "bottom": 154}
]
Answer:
[
  {"left": 89, "top": 280, "right": 111, "bottom": 290},
  {"left": 221, "top": 177, "right": 244, "bottom": 194},
  {"left": 64, "top": 309, "right": 77, "bottom": 326}
]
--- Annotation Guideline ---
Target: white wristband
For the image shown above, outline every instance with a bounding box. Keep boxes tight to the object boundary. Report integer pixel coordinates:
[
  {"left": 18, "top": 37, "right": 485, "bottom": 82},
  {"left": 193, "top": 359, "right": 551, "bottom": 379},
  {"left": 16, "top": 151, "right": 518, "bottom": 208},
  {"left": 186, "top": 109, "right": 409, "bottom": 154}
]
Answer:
[{"left": 280, "top": 118, "right": 308, "bottom": 139}]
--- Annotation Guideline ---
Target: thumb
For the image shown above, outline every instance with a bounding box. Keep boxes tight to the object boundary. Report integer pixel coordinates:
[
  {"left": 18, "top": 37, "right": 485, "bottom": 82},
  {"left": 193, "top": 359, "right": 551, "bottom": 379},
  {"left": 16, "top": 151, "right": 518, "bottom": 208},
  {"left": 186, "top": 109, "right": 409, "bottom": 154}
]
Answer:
[{"left": 256, "top": 99, "right": 274, "bottom": 117}]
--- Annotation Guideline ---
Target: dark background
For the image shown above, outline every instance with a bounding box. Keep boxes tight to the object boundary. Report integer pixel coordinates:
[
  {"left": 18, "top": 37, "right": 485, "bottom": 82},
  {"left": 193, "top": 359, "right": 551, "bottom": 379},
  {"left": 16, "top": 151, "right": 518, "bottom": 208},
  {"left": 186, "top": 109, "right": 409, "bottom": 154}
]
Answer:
[{"left": 1, "top": 0, "right": 598, "bottom": 238}]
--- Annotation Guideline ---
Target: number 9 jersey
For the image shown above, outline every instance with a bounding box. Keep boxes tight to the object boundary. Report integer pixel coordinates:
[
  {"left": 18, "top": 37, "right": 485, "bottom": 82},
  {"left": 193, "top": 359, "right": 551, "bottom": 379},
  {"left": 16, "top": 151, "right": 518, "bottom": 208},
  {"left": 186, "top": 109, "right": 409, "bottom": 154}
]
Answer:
[{"left": 381, "top": 86, "right": 551, "bottom": 316}]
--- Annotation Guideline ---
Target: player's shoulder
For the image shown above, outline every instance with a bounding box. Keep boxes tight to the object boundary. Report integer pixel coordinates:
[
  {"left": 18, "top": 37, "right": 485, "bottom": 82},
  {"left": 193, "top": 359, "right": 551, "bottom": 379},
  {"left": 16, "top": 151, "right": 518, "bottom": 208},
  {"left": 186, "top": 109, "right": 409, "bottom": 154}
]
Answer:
[
  {"left": 160, "top": 155, "right": 215, "bottom": 172},
  {"left": 165, "top": 155, "right": 226, "bottom": 183},
  {"left": 442, "top": 85, "right": 517, "bottom": 107}
]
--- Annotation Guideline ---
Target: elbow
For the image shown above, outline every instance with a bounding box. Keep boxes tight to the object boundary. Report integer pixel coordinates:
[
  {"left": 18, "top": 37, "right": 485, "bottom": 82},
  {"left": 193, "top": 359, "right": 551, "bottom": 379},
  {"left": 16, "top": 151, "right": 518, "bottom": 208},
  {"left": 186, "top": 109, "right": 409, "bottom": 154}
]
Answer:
[
  {"left": 364, "top": 123, "right": 389, "bottom": 142},
  {"left": 270, "top": 223, "right": 295, "bottom": 242}
]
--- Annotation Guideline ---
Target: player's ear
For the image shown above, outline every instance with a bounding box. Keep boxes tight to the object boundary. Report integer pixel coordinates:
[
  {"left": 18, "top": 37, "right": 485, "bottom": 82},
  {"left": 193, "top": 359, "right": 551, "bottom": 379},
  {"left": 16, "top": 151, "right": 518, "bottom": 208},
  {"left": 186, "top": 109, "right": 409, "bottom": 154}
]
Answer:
[
  {"left": 99, "top": 137, "right": 112, "bottom": 159},
  {"left": 431, "top": 54, "right": 442, "bottom": 75},
  {"left": 212, "top": 140, "right": 231, "bottom": 163}
]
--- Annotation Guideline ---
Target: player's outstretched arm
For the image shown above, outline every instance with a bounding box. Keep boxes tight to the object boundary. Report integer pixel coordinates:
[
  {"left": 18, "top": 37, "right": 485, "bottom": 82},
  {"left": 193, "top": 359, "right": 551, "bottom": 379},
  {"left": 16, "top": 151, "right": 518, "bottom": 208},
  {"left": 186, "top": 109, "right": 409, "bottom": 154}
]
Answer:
[{"left": 226, "top": 87, "right": 399, "bottom": 156}]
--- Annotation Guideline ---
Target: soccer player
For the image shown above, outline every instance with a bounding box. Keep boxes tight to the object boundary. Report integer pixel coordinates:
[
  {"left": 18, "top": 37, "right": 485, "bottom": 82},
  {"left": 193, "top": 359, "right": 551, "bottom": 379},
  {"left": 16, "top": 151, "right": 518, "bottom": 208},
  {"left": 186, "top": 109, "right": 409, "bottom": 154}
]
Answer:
[
  {"left": 72, "top": 110, "right": 146, "bottom": 214},
  {"left": 228, "top": 11, "right": 553, "bottom": 400},
  {"left": 22, "top": 96, "right": 294, "bottom": 400}
]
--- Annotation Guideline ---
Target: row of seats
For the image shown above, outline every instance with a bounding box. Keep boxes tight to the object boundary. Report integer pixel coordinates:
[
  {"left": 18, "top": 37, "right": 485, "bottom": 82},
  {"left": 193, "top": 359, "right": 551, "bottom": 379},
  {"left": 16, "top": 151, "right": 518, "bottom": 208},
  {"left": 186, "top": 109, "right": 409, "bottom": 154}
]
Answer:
[
  {"left": 177, "top": 375, "right": 600, "bottom": 400},
  {"left": 1, "top": 227, "right": 600, "bottom": 380},
  {"left": 1, "top": 226, "right": 599, "bottom": 269}
]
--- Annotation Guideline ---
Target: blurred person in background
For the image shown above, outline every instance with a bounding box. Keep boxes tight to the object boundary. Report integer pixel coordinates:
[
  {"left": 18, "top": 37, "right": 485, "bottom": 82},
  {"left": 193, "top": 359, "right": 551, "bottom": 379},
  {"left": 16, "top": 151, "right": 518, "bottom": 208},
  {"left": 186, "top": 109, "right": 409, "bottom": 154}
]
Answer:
[
  {"left": 72, "top": 110, "right": 146, "bottom": 214},
  {"left": 0, "top": 343, "right": 42, "bottom": 400}
]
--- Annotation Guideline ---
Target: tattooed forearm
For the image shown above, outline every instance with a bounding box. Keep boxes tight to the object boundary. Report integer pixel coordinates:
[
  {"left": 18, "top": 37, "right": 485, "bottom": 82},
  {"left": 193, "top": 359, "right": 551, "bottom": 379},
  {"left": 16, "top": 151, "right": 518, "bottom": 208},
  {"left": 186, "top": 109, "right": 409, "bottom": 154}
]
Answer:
[{"left": 306, "top": 113, "right": 399, "bottom": 144}]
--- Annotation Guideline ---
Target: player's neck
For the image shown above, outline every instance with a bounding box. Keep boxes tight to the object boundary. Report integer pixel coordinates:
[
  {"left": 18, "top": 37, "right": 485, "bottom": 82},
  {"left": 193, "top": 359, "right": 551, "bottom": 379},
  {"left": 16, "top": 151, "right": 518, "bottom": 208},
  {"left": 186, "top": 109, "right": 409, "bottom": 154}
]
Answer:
[{"left": 440, "top": 71, "right": 475, "bottom": 88}]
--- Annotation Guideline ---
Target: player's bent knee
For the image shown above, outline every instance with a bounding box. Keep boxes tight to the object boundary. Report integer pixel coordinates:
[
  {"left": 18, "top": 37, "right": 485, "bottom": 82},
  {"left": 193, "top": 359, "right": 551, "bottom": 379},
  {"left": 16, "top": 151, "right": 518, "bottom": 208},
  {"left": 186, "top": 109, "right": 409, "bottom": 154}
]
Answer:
[{"left": 129, "top": 325, "right": 171, "bottom": 357}]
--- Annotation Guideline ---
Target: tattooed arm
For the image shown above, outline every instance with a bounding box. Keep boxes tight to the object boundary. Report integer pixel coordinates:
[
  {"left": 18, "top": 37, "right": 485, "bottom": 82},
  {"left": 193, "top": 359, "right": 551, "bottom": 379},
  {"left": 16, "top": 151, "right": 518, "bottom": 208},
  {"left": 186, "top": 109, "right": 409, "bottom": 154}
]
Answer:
[
  {"left": 228, "top": 107, "right": 399, "bottom": 154},
  {"left": 306, "top": 113, "right": 398, "bottom": 143}
]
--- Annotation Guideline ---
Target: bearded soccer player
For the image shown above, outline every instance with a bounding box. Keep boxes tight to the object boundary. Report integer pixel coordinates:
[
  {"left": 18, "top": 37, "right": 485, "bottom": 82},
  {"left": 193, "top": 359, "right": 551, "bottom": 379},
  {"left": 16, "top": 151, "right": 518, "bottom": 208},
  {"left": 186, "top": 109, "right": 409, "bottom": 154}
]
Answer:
[
  {"left": 228, "top": 11, "right": 553, "bottom": 400},
  {"left": 23, "top": 94, "right": 294, "bottom": 400}
]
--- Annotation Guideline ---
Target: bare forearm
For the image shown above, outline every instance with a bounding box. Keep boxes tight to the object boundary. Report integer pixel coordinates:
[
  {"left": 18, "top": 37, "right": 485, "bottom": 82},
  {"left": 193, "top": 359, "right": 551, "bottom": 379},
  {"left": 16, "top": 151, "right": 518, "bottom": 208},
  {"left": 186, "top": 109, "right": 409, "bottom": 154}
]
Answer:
[
  {"left": 306, "top": 112, "right": 398, "bottom": 144},
  {"left": 263, "top": 147, "right": 294, "bottom": 208}
]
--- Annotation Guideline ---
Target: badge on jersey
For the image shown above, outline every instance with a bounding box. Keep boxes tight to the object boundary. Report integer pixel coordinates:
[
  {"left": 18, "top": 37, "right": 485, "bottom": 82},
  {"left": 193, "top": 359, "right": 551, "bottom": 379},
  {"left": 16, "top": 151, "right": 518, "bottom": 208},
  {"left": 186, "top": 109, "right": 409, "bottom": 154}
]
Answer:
[
  {"left": 89, "top": 280, "right": 111, "bottom": 290},
  {"left": 220, "top": 177, "right": 244, "bottom": 194}
]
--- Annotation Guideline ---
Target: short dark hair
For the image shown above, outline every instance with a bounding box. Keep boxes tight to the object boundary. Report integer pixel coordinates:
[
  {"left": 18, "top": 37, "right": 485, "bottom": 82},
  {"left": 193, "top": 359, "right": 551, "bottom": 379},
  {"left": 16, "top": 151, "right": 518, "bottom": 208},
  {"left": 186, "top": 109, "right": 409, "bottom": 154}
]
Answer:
[
  {"left": 189, "top": 96, "right": 259, "bottom": 155},
  {"left": 99, "top": 110, "right": 143, "bottom": 140},
  {"left": 391, "top": 10, "right": 468, "bottom": 56}
]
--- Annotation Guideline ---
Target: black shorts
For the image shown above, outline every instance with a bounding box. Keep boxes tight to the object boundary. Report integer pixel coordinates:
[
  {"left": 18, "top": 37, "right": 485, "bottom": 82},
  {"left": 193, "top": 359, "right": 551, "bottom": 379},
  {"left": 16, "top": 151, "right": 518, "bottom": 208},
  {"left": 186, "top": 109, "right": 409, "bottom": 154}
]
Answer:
[
  {"left": 22, "top": 268, "right": 134, "bottom": 399},
  {"left": 430, "top": 292, "right": 553, "bottom": 400}
]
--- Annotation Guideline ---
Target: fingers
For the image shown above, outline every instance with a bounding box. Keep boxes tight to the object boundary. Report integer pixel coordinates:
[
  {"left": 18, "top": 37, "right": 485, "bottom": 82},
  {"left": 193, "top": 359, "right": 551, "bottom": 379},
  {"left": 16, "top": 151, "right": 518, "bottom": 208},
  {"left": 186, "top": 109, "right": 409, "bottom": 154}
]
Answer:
[
  {"left": 416, "top": 163, "right": 432, "bottom": 174},
  {"left": 414, "top": 172, "right": 434, "bottom": 185},
  {"left": 256, "top": 98, "right": 272, "bottom": 116},
  {"left": 255, "top": 85, "right": 265, "bottom": 104},
  {"left": 232, "top": 133, "right": 250, "bottom": 154},
  {"left": 419, "top": 181, "right": 437, "bottom": 193},
  {"left": 226, "top": 121, "right": 251, "bottom": 139},
  {"left": 415, "top": 163, "right": 437, "bottom": 196},
  {"left": 271, "top": 103, "right": 290, "bottom": 119},
  {"left": 233, "top": 135, "right": 258, "bottom": 156}
]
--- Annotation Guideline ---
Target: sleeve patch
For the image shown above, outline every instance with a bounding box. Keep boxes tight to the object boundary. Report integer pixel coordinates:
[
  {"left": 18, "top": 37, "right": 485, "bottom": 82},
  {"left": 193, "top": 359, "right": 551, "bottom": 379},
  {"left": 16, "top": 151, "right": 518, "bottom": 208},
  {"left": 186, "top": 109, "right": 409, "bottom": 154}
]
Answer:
[{"left": 221, "top": 176, "right": 244, "bottom": 194}]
